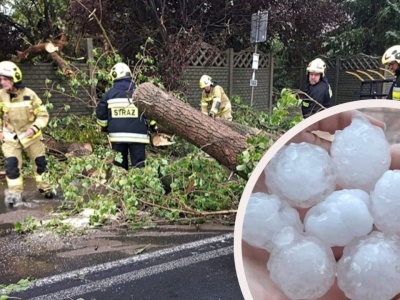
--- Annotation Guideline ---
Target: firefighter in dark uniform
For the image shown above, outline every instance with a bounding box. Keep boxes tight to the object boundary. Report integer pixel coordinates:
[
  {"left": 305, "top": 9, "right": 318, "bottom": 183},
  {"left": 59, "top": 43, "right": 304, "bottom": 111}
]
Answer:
[
  {"left": 382, "top": 45, "right": 400, "bottom": 100},
  {"left": 302, "top": 58, "right": 333, "bottom": 118},
  {"left": 96, "top": 62, "right": 151, "bottom": 170},
  {"left": 0, "top": 61, "right": 54, "bottom": 205}
]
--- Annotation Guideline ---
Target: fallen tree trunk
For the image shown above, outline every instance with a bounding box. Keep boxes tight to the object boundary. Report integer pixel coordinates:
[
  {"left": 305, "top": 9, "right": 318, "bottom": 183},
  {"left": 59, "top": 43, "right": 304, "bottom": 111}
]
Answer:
[{"left": 134, "top": 82, "right": 250, "bottom": 171}]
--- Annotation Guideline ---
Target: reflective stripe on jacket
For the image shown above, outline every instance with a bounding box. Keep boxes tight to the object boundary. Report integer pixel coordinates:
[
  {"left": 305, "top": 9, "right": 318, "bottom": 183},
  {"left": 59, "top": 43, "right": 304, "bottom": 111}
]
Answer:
[
  {"left": 200, "top": 85, "right": 232, "bottom": 115},
  {"left": 302, "top": 76, "right": 332, "bottom": 118},
  {"left": 387, "top": 69, "right": 400, "bottom": 100},
  {"left": 96, "top": 79, "right": 150, "bottom": 144},
  {"left": 0, "top": 87, "right": 49, "bottom": 147}
]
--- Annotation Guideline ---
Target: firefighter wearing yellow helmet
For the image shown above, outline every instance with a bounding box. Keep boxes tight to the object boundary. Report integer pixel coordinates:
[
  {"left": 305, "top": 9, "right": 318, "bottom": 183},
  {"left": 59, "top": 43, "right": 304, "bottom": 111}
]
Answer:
[
  {"left": 382, "top": 45, "right": 400, "bottom": 100},
  {"left": 302, "top": 58, "right": 333, "bottom": 118},
  {"left": 0, "top": 61, "right": 53, "bottom": 205},
  {"left": 199, "top": 75, "right": 232, "bottom": 121}
]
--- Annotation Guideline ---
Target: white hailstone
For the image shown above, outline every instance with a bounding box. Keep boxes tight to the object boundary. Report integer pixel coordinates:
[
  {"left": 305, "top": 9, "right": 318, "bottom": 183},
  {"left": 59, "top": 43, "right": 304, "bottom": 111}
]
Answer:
[
  {"left": 267, "top": 234, "right": 336, "bottom": 300},
  {"left": 332, "top": 188, "right": 371, "bottom": 206},
  {"left": 242, "top": 192, "right": 303, "bottom": 252},
  {"left": 370, "top": 170, "right": 400, "bottom": 234},
  {"left": 264, "top": 142, "right": 336, "bottom": 208},
  {"left": 269, "top": 226, "right": 298, "bottom": 253},
  {"left": 331, "top": 114, "right": 391, "bottom": 192},
  {"left": 337, "top": 231, "right": 400, "bottom": 300},
  {"left": 304, "top": 189, "right": 374, "bottom": 247}
]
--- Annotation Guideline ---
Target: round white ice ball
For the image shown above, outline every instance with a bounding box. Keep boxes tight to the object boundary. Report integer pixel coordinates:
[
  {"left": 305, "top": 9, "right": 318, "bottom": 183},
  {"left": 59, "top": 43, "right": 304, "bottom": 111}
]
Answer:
[
  {"left": 242, "top": 192, "right": 303, "bottom": 251},
  {"left": 265, "top": 142, "right": 336, "bottom": 208},
  {"left": 370, "top": 170, "right": 400, "bottom": 234},
  {"left": 337, "top": 231, "right": 400, "bottom": 300},
  {"left": 331, "top": 114, "right": 391, "bottom": 192},
  {"left": 304, "top": 189, "right": 373, "bottom": 247},
  {"left": 267, "top": 234, "right": 336, "bottom": 300}
]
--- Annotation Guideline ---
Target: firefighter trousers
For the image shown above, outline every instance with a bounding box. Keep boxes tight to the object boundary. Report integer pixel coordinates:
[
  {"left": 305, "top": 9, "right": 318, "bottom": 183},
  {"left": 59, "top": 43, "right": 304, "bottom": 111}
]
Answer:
[
  {"left": 112, "top": 142, "right": 146, "bottom": 170},
  {"left": 2, "top": 138, "right": 51, "bottom": 193}
]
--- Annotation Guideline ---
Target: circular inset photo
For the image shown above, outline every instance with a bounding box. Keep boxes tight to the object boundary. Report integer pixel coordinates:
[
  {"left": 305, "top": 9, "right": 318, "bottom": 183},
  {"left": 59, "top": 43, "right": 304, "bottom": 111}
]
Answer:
[{"left": 234, "top": 100, "right": 400, "bottom": 300}]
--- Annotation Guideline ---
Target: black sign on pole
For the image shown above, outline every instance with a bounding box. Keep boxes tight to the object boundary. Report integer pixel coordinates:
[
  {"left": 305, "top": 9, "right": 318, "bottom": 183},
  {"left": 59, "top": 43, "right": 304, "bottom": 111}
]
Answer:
[{"left": 250, "top": 11, "right": 268, "bottom": 44}]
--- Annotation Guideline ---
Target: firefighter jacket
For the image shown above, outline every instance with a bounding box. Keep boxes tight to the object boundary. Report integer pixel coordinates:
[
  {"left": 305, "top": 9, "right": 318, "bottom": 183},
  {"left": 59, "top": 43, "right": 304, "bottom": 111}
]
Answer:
[
  {"left": 201, "top": 85, "right": 232, "bottom": 116},
  {"left": 387, "top": 68, "right": 400, "bottom": 100},
  {"left": 302, "top": 76, "right": 332, "bottom": 118},
  {"left": 96, "top": 78, "right": 150, "bottom": 144},
  {"left": 0, "top": 87, "right": 49, "bottom": 148}
]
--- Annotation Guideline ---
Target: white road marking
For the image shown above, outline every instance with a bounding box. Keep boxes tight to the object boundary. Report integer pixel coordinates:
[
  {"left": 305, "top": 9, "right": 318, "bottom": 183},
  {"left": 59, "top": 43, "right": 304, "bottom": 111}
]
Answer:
[
  {"left": 30, "top": 244, "right": 233, "bottom": 300},
  {"left": 2, "top": 233, "right": 233, "bottom": 298}
]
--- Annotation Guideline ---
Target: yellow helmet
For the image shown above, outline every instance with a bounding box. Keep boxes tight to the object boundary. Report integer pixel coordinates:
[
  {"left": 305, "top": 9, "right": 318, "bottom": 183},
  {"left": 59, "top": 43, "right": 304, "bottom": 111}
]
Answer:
[
  {"left": 306, "top": 58, "right": 326, "bottom": 76},
  {"left": 199, "top": 74, "right": 212, "bottom": 89},
  {"left": 382, "top": 45, "right": 400, "bottom": 65},
  {"left": 0, "top": 61, "right": 22, "bottom": 83},
  {"left": 109, "top": 62, "right": 132, "bottom": 81}
]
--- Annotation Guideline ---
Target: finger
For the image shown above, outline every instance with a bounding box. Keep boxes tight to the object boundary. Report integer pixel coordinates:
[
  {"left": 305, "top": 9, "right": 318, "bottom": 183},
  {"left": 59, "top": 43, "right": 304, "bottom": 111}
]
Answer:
[
  {"left": 288, "top": 130, "right": 332, "bottom": 152},
  {"left": 310, "top": 110, "right": 386, "bottom": 134},
  {"left": 390, "top": 144, "right": 400, "bottom": 170},
  {"left": 289, "top": 110, "right": 386, "bottom": 151},
  {"left": 253, "top": 171, "right": 268, "bottom": 193}
]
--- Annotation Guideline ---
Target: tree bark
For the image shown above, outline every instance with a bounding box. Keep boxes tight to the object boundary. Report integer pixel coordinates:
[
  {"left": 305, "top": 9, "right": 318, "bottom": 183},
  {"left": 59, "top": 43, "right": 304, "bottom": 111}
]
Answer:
[
  {"left": 49, "top": 52, "right": 75, "bottom": 77},
  {"left": 11, "top": 33, "right": 74, "bottom": 77},
  {"left": 134, "top": 82, "right": 249, "bottom": 171},
  {"left": 44, "top": 136, "right": 93, "bottom": 159}
]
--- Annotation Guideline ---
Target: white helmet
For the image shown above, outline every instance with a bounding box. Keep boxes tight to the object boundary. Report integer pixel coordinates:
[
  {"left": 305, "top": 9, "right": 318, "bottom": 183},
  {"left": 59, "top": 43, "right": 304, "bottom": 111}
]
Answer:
[
  {"left": 382, "top": 45, "right": 400, "bottom": 65},
  {"left": 109, "top": 63, "right": 132, "bottom": 81},
  {"left": 0, "top": 61, "right": 22, "bottom": 83},
  {"left": 199, "top": 74, "right": 212, "bottom": 89},
  {"left": 306, "top": 58, "right": 326, "bottom": 76}
]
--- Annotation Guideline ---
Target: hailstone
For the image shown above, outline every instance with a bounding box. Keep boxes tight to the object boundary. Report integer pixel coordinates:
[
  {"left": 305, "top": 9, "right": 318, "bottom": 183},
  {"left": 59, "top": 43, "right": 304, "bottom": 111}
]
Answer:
[
  {"left": 337, "top": 231, "right": 400, "bottom": 300},
  {"left": 265, "top": 142, "right": 336, "bottom": 208},
  {"left": 267, "top": 234, "right": 336, "bottom": 300},
  {"left": 304, "top": 189, "right": 374, "bottom": 247},
  {"left": 242, "top": 192, "right": 303, "bottom": 251},
  {"left": 331, "top": 114, "right": 391, "bottom": 192},
  {"left": 370, "top": 170, "right": 400, "bottom": 234}
]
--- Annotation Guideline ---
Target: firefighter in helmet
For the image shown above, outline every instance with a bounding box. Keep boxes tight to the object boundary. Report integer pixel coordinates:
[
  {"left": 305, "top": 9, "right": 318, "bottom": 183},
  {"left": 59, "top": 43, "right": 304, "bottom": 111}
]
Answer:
[
  {"left": 302, "top": 58, "right": 332, "bottom": 118},
  {"left": 0, "top": 61, "right": 53, "bottom": 205},
  {"left": 97, "top": 62, "right": 152, "bottom": 170},
  {"left": 382, "top": 45, "right": 400, "bottom": 100},
  {"left": 199, "top": 75, "right": 232, "bottom": 121}
]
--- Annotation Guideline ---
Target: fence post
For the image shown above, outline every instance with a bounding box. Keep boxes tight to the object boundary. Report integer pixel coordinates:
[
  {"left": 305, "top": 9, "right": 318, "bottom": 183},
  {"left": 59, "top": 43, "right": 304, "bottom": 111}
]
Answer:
[
  {"left": 86, "top": 38, "right": 96, "bottom": 109},
  {"left": 334, "top": 56, "right": 340, "bottom": 105},
  {"left": 228, "top": 48, "right": 234, "bottom": 98},
  {"left": 268, "top": 53, "right": 274, "bottom": 113}
]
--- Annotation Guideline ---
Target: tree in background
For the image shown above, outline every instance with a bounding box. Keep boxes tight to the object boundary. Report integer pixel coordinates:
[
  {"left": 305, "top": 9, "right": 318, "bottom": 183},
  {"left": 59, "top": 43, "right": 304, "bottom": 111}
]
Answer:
[
  {"left": 325, "top": 0, "right": 400, "bottom": 57},
  {"left": 0, "top": 0, "right": 346, "bottom": 89}
]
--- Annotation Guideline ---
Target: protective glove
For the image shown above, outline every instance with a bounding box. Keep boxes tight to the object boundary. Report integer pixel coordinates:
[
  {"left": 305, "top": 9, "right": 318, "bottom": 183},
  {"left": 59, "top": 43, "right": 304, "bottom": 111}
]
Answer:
[
  {"left": 97, "top": 126, "right": 108, "bottom": 133},
  {"left": 149, "top": 120, "right": 158, "bottom": 133}
]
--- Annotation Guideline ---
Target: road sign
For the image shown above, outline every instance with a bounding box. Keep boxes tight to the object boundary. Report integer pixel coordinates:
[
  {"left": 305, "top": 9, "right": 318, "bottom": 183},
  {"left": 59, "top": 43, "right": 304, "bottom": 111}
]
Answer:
[
  {"left": 250, "top": 11, "right": 268, "bottom": 43},
  {"left": 250, "top": 79, "right": 258, "bottom": 87},
  {"left": 252, "top": 53, "right": 259, "bottom": 69}
]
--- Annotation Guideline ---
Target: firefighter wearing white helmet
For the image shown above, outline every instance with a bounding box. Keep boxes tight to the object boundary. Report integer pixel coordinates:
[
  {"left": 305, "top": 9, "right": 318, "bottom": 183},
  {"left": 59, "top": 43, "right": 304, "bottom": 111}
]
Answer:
[
  {"left": 97, "top": 62, "right": 152, "bottom": 169},
  {"left": 109, "top": 62, "right": 132, "bottom": 81},
  {"left": 199, "top": 75, "right": 232, "bottom": 121},
  {"left": 302, "top": 58, "right": 332, "bottom": 118},
  {"left": 0, "top": 61, "right": 53, "bottom": 206},
  {"left": 382, "top": 45, "right": 400, "bottom": 100}
]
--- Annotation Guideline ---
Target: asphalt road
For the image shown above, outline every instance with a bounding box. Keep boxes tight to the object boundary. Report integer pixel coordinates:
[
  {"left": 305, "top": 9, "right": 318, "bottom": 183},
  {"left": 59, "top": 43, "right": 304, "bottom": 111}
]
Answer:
[{"left": 5, "top": 233, "right": 243, "bottom": 300}]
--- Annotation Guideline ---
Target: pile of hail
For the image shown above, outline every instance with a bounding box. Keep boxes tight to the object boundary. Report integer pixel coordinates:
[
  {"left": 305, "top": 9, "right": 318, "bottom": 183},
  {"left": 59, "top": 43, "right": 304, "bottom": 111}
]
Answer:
[{"left": 242, "top": 114, "right": 400, "bottom": 300}]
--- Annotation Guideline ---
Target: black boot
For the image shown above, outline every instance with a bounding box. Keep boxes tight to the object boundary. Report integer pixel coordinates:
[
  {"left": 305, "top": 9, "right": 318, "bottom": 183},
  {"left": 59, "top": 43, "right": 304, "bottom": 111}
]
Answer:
[
  {"left": 44, "top": 191, "right": 54, "bottom": 199},
  {"left": 39, "top": 189, "right": 54, "bottom": 199}
]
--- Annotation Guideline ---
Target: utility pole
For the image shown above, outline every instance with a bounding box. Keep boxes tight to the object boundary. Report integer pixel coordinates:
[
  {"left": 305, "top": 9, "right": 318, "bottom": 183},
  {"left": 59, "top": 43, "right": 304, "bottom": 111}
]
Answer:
[{"left": 250, "top": 11, "right": 268, "bottom": 106}]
